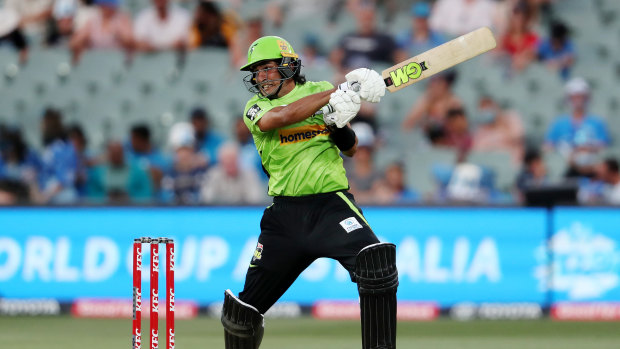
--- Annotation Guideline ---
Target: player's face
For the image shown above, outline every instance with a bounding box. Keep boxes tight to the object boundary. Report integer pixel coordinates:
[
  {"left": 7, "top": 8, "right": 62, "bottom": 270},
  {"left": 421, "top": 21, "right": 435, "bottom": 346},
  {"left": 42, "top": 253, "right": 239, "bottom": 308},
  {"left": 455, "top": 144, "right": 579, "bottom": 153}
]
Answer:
[{"left": 253, "top": 61, "right": 282, "bottom": 96}]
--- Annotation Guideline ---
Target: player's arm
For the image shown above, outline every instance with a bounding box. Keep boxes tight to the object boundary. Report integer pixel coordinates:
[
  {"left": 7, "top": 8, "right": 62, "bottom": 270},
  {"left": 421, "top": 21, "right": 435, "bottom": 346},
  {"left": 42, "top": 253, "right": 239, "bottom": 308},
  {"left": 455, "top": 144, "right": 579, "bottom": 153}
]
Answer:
[
  {"left": 327, "top": 124, "right": 357, "bottom": 157},
  {"left": 256, "top": 88, "right": 337, "bottom": 132}
]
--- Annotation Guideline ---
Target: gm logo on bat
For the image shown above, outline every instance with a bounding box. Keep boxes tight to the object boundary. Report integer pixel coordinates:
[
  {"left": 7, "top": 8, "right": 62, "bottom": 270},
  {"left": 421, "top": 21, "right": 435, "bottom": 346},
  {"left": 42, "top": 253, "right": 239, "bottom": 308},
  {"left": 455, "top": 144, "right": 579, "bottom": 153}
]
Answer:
[{"left": 388, "top": 61, "right": 429, "bottom": 87}]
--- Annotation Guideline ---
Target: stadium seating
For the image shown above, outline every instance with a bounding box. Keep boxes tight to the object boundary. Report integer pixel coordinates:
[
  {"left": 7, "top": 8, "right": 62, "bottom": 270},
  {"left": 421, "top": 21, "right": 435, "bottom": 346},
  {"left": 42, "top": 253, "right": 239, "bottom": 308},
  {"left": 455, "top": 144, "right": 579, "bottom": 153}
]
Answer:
[{"left": 1, "top": 0, "right": 618, "bottom": 203}]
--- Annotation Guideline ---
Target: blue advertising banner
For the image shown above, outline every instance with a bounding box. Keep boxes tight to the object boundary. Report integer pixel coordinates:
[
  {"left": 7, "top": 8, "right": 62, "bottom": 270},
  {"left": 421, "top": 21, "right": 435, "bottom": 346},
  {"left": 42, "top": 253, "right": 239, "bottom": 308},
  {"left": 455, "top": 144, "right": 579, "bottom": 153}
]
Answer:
[
  {"left": 547, "top": 208, "right": 620, "bottom": 302},
  {"left": 0, "top": 207, "right": 546, "bottom": 306}
]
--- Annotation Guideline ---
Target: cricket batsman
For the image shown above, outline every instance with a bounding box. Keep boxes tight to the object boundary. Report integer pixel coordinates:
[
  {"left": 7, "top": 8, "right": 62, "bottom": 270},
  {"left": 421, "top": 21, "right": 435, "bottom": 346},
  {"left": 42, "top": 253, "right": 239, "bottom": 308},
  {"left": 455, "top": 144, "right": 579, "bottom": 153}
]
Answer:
[{"left": 221, "top": 36, "right": 398, "bottom": 349}]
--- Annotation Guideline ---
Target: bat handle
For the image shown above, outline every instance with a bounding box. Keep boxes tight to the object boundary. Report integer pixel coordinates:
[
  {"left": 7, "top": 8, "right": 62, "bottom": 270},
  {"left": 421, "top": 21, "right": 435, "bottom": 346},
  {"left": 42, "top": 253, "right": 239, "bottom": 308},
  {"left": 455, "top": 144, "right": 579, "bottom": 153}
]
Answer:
[{"left": 321, "top": 82, "right": 361, "bottom": 114}]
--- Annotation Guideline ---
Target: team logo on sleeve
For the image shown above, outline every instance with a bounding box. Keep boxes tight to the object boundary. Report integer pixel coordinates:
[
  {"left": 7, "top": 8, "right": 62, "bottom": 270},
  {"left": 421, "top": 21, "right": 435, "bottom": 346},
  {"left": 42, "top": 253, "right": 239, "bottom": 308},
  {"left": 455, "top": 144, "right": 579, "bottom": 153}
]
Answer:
[
  {"left": 246, "top": 104, "right": 262, "bottom": 121},
  {"left": 339, "top": 217, "right": 363, "bottom": 233}
]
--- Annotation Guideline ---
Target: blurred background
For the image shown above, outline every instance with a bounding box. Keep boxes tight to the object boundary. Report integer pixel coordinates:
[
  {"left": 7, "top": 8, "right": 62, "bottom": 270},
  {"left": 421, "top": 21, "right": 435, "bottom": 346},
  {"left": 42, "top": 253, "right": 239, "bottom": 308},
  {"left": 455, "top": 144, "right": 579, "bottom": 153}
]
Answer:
[{"left": 0, "top": 0, "right": 619, "bottom": 344}]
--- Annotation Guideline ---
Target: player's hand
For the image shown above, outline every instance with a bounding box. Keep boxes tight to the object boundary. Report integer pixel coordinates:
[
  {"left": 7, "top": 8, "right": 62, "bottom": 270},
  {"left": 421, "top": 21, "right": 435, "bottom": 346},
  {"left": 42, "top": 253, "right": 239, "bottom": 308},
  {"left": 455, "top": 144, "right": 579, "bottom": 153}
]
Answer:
[
  {"left": 325, "top": 90, "right": 361, "bottom": 128},
  {"left": 345, "top": 68, "right": 386, "bottom": 103}
]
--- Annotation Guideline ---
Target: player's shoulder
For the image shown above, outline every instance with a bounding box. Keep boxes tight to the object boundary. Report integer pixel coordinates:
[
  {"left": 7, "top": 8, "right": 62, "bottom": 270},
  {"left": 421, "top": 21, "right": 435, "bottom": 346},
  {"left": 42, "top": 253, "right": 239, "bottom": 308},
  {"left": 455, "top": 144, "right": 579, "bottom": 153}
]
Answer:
[{"left": 298, "top": 80, "right": 334, "bottom": 93}]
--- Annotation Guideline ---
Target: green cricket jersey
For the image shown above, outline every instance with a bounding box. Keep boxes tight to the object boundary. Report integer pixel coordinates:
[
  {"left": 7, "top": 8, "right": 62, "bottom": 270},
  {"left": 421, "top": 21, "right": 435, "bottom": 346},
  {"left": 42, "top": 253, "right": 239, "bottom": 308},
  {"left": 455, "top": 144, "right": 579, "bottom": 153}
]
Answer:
[{"left": 243, "top": 81, "right": 349, "bottom": 196}]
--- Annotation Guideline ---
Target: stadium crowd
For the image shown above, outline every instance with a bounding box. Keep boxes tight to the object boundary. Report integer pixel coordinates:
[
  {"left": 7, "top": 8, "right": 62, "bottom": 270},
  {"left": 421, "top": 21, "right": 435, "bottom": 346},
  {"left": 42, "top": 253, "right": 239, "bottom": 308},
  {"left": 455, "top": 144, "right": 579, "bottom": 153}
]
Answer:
[{"left": 0, "top": 0, "right": 619, "bottom": 206}]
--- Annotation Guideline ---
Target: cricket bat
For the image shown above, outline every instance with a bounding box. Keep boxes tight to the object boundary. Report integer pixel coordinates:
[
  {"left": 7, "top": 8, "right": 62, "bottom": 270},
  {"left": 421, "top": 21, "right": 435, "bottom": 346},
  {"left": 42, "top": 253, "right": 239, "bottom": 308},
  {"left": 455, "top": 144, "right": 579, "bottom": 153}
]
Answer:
[
  {"left": 322, "top": 27, "right": 496, "bottom": 116},
  {"left": 382, "top": 27, "right": 496, "bottom": 92}
]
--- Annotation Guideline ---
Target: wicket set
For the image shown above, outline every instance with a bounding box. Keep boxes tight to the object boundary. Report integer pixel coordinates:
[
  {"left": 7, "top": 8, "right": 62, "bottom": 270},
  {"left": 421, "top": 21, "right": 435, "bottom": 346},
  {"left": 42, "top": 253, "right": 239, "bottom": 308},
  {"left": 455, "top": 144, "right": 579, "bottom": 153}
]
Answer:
[{"left": 133, "top": 237, "right": 175, "bottom": 349}]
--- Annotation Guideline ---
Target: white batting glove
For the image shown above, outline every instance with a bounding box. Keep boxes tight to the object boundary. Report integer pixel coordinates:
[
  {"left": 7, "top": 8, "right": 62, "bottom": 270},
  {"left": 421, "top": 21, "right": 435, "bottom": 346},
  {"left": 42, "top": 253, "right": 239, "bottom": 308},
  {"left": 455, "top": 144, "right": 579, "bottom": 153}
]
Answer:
[
  {"left": 325, "top": 89, "right": 361, "bottom": 128},
  {"left": 345, "top": 68, "right": 386, "bottom": 103}
]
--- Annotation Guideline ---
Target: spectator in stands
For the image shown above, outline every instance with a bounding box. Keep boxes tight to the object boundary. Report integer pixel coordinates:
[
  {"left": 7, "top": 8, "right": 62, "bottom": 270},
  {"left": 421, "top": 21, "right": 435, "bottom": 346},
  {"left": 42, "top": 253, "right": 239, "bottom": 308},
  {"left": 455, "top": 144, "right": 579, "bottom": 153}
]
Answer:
[
  {"left": 515, "top": 149, "right": 548, "bottom": 196},
  {"left": 396, "top": 2, "right": 445, "bottom": 59},
  {"left": 538, "top": 21, "right": 575, "bottom": 80},
  {"left": 35, "top": 108, "right": 79, "bottom": 204},
  {"left": 596, "top": 158, "right": 620, "bottom": 205},
  {"left": 443, "top": 107, "right": 472, "bottom": 162},
  {"left": 46, "top": 1, "right": 98, "bottom": 46},
  {"left": 345, "top": 122, "right": 381, "bottom": 204},
  {"left": 445, "top": 163, "right": 493, "bottom": 204},
  {"left": 190, "top": 107, "right": 224, "bottom": 166},
  {"left": 189, "top": 0, "right": 229, "bottom": 49},
  {"left": 126, "top": 124, "right": 171, "bottom": 194},
  {"left": 330, "top": 5, "right": 402, "bottom": 75},
  {"left": 402, "top": 71, "right": 462, "bottom": 132},
  {"left": 233, "top": 118, "right": 265, "bottom": 181},
  {"left": 161, "top": 122, "right": 207, "bottom": 204},
  {"left": 69, "top": 0, "right": 133, "bottom": 64},
  {"left": 200, "top": 142, "right": 266, "bottom": 204},
  {"left": 472, "top": 95, "right": 524, "bottom": 164},
  {"left": 0, "top": 8, "right": 29, "bottom": 63},
  {"left": 545, "top": 77, "right": 611, "bottom": 178},
  {"left": 86, "top": 140, "right": 153, "bottom": 204},
  {"left": 0, "top": 126, "right": 40, "bottom": 190},
  {"left": 67, "top": 124, "right": 92, "bottom": 198},
  {"left": 299, "top": 33, "right": 329, "bottom": 70},
  {"left": 500, "top": 4, "right": 539, "bottom": 73},
  {"left": 230, "top": 15, "right": 263, "bottom": 68},
  {"left": 429, "top": 0, "right": 498, "bottom": 38},
  {"left": 134, "top": 0, "right": 191, "bottom": 53},
  {"left": 4, "top": 0, "right": 54, "bottom": 39},
  {"left": 373, "top": 162, "right": 419, "bottom": 204},
  {"left": 266, "top": 0, "right": 335, "bottom": 28},
  {"left": 0, "top": 179, "right": 30, "bottom": 205}
]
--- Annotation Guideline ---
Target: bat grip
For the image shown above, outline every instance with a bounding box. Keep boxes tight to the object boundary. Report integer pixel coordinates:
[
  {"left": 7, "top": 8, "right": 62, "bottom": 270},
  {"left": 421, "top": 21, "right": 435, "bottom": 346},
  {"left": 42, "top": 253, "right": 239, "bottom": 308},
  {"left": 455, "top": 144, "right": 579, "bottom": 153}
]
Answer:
[{"left": 322, "top": 82, "right": 361, "bottom": 114}]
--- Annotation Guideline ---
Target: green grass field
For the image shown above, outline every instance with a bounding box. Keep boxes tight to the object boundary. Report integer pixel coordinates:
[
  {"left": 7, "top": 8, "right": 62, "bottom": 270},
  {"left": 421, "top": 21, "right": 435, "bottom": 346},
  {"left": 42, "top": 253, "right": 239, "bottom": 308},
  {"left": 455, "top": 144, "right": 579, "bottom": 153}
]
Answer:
[{"left": 1, "top": 316, "right": 619, "bottom": 349}]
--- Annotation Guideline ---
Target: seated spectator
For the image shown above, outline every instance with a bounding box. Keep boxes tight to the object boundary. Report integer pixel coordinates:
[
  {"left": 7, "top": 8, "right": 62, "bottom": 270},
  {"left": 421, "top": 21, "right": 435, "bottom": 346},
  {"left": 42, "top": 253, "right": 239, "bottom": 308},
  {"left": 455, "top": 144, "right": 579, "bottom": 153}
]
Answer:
[
  {"left": 373, "top": 162, "right": 419, "bottom": 204},
  {"left": 4, "top": 0, "right": 54, "bottom": 39},
  {"left": 515, "top": 149, "right": 548, "bottom": 199},
  {"left": 35, "top": 108, "right": 79, "bottom": 204},
  {"left": 188, "top": 0, "right": 229, "bottom": 49},
  {"left": 126, "top": 124, "right": 171, "bottom": 193},
  {"left": 402, "top": 71, "right": 462, "bottom": 132},
  {"left": 230, "top": 15, "right": 263, "bottom": 68},
  {"left": 538, "top": 21, "right": 575, "bottom": 80},
  {"left": 472, "top": 95, "right": 524, "bottom": 164},
  {"left": 86, "top": 141, "right": 153, "bottom": 204},
  {"left": 134, "top": 0, "right": 191, "bottom": 53},
  {"left": 46, "top": 0, "right": 97, "bottom": 46},
  {"left": 67, "top": 124, "right": 93, "bottom": 198},
  {"left": 299, "top": 33, "right": 329, "bottom": 70},
  {"left": 233, "top": 118, "right": 265, "bottom": 181},
  {"left": 344, "top": 122, "right": 381, "bottom": 204},
  {"left": 0, "top": 179, "right": 30, "bottom": 205},
  {"left": 545, "top": 78, "right": 611, "bottom": 178},
  {"left": 0, "top": 8, "right": 28, "bottom": 63},
  {"left": 330, "top": 5, "right": 402, "bottom": 75},
  {"left": 429, "top": 0, "right": 498, "bottom": 38},
  {"left": 69, "top": 0, "right": 133, "bottom": 64},
  {"left": 500, "top": 5, "right": 539, "bottom": 73},
  {"left": 190, "top": 107, "right": 224, "bottom": 165},
  {"left": 396, "top": 2, "right": 445, "bottom": 59},
  {"left": 443, "top": 107, "right": 472, "bottom": 162},
  {"left": 597, "top": 158, "right": 620, "bottom": 205},
  {"left": 161, "top": 122, "right": 207, "bottom": 204},
  {"left": 445, "top": 163, "right": 493, "bottom": 204},
  {"left": 0, "top": 126, "right": 40, "bottom": 191},
  {"left": 200, "top": 142, "right": 266, "bottom": 204}
]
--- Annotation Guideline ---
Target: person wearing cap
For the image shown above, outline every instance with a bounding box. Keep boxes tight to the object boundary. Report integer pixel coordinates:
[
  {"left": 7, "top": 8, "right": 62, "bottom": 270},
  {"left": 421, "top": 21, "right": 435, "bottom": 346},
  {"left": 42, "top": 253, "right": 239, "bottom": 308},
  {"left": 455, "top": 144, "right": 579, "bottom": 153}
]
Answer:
[
  {"left": 220, "top": 36, "right": 398, "bottom": 349},
  {"left": 395, "top": 1, "right": 445, "bottom": 60},
  {"left": 69, "top": 0, "right": 133, "bottom": 63},
  {"left": 545, "top": 77, "right": 611, "bottom": 178}
]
